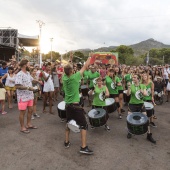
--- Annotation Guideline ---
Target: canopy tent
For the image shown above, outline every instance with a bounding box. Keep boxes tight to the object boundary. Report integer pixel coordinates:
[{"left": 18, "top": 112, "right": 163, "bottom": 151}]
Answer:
[{"left": 18, "top": 33, "right": 39, "bottom": 47}]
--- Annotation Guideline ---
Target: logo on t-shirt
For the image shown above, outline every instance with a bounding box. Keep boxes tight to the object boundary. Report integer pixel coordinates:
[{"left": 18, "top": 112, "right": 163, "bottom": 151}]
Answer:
[
  {"left": 146, "top": 88, "right": 151, "bottom": 96},
  {"left": 93, "top": 78, "right": 98, "bottom": 86},
  {"left": 99, "top": 91, "right": 105, "bottom": 101},
  {"left": 135, "top": 90, "right": 143, "bottom": 100},
  {"left": 111, "top": 82, "right": 116, "bottom": 89}
]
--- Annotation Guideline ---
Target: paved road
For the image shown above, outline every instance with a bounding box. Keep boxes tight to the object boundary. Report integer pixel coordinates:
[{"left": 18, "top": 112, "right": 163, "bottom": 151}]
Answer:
[{"left": 0, "top": 97, "right": 170, "bottom": 170}]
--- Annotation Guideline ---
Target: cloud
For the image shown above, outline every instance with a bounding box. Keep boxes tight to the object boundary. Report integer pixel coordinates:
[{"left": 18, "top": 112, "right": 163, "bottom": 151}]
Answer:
[{"left": 1, "top": 0, "right": 170, "bottom": 53}]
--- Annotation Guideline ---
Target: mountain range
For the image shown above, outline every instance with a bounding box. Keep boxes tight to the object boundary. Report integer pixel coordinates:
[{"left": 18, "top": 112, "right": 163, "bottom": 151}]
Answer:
[{"left": 75, "top": 38, "right": 170, "bottom": 56}]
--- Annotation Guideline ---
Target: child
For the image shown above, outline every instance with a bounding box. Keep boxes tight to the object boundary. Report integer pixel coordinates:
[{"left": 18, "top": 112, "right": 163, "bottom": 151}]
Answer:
[{"left": 0, "top": 82, "right": 7, "bottom": 115}]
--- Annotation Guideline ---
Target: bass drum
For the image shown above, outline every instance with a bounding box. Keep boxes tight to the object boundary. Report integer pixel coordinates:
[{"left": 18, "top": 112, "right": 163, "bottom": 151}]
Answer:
[
  {"left": 57, "top": 101, "right": 66, "bottom": 119},
  {"left": 105, "top": 98, "right": 116, "bottom": 113},
  {"left": 127, "top": 112, "right": 149, "bottom": 135},
  {"left": 144, "top": 102, "right": 154, "bottom": 117},
  {"left": 88, "top": 108, "right": 107, "bottom": 127}
]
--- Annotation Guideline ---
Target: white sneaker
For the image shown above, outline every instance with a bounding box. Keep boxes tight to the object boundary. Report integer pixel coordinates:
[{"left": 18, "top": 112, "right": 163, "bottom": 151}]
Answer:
[{"left": 31, "top": 115, "right": 35, "bottom": 120}]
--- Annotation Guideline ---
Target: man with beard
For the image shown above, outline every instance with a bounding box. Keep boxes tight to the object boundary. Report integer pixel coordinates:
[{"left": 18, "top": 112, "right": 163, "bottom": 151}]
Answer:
[{"left": 15, "top": 59, "right": 37, "bottom": 134}]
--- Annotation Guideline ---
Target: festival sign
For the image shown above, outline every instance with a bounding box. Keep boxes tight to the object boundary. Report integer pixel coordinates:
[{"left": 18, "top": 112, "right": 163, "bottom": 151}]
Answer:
[{"left": 90, "top": 52, "right": 118, "bottom": 65}]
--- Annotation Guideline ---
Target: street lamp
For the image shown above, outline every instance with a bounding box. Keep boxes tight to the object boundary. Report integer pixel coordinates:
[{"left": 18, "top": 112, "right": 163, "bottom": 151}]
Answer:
[{"left": 50, "top": 38, "right": 53, "bottom": 62}]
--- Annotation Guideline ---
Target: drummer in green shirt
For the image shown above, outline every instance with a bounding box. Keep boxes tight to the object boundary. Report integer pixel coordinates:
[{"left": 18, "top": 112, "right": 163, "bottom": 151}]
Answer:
[
  {"left": 89, "top": 77, "right": 110, "bottom": 131},
  {"left": 105, "top": 68, "right": 122, "bottom": 119},
  {"left": 126, "top": 74, "right": 156, "bottom": 144}
]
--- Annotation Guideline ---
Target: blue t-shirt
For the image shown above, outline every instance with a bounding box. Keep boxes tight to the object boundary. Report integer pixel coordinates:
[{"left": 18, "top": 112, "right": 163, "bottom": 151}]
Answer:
[{"left": 0, "top": 67, "right": 8, "bottom": 83}]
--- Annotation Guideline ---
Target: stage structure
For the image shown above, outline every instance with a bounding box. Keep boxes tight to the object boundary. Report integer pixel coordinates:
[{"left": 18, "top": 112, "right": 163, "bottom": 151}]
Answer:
[{"left": 0, "top": 28, "right": 39, "bottom": 61}]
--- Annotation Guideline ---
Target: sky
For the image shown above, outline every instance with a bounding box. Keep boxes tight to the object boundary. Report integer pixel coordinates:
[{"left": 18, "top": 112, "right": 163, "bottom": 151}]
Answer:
[{"left": 1, "top": 0, "right": 170, "bottom": 54}]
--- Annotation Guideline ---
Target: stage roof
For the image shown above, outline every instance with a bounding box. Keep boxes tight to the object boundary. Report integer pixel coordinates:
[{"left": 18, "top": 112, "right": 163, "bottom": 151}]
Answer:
[{"left": 18, "top": 33, "right": 39, "bottom": 47}]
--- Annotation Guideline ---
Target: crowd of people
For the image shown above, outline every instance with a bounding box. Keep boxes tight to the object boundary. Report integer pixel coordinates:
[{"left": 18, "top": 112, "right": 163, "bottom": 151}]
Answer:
[{"left": 0, "top": 55, "right": 170, "bottom": 155}]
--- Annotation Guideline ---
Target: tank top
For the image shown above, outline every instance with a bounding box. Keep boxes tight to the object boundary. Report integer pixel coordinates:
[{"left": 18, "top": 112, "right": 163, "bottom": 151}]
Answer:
[{"left": 5, "top": 74, "right": 16, "bottom": 87}]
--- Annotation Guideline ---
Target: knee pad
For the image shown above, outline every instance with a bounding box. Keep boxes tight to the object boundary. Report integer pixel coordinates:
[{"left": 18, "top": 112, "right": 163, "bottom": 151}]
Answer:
[{"left": 116, "top": 102, "right": 120, "bottom": 108}]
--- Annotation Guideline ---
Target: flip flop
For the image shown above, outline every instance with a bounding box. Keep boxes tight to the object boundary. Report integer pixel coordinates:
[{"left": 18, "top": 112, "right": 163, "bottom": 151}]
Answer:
[
  {"left": 26, "top": 126, "right": 38, "bottom": 129},
  {"left": 20, "top": 129, "right": 30, "bottom": 134}
]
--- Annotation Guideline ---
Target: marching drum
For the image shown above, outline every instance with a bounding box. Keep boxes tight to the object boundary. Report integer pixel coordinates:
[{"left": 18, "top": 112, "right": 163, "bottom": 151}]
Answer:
[
  {"left": 144, "top": 102, "right": 154, "bottom": 117},
  {"left": 123, "top": 90, "right": 130, "bottom": 103},
  {"left": 127, "top": 112, "right": 149, "bottom": 135},
  {"left": 88, "top": 108, "right": 108, "bottom": 127},
  {"left": 67, "top": 120, "right": 80, "bottom": 133},
  {"left": 57, "top": 101, "right": 66, "bottom": 119},
  {"left": 105, "top": 98, "right": 116, "bottom": 113},
  {"left": 79, "top": 93, "right": 84, "bottom": 107},
  {"left": 81, "top": 85, "right": 89, "bottom": 96}
]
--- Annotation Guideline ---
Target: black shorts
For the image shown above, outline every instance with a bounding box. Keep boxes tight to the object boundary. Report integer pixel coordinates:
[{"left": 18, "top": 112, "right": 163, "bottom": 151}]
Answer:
[
  {"left": 118, "top": 90, "right": 123, "bottom": 94},
  {"left": 128, "top": 103, "right": 146, "bottom": 113},
  {"left": 65, "top": 104, "right": 87, "bottom": 129},
  {"left": 110, "top": 94, "right": 119, "bottom": 98}
]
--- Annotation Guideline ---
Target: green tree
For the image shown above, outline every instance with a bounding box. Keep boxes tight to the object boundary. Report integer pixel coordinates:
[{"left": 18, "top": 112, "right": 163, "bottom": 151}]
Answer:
[{"left": 73, "top": 51, "right": 85, "bottom": 63}]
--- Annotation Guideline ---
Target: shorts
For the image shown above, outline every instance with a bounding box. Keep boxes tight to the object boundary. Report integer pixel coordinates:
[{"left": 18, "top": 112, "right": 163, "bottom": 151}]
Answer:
[
  {"left": 110, "top": 94, "right": 119, "bottom": 98},
  {"left": 118, "top": 90, "right": 123, "bottom": 94},
  {"left": 5, "top": 86, "right": 16, "bottom": 91},
  {"left": 18, "top": 99, "right": 33, "bottom": 111},
  {"left": 66, "top": 104, "right": 87, "bottom": 130},
  {"left": 128, "top": 103, "right": 146, "bottom": 113}
]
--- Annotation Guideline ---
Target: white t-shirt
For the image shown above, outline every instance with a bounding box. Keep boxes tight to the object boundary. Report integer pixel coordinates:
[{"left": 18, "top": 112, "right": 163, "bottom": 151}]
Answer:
[
  {"left": 0, "top": 88, "right": 6, "bottom": 100},
  {"left": 163, "top": 68, "right": 170, "bottom": 79}
]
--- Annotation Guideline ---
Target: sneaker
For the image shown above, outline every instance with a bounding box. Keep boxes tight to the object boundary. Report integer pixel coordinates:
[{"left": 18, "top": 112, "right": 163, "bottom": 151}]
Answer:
[
  {"left": 91, "top": 126, "right": 95, "bottom": 129},
  {"left": 60, "top": 119, "right": 65, "bottom": 123},
  {"left": 150, "top": 122, "right": 157, "bottom": 128},
  {"left": 105, "top": 125, "right": 110, "bottom": 131},
  {"left": 118, "top": 114, "right": 122, "bottom": 119},
  {"left": 2, "top": 111, "right": 7, "bottom": 115},
  {"left": 121, "top": 109, "right": 125, "bottom": 113},
  {"left": 127, "top": 133, "right": 132, "bottom": 139},
  {"left": 79, "top": 146, "right": 93, "bottom": 155},
  {"left": 31, "top": 115, "right": 35, "bottom": 120},
  {"left": 147, "top": 133, "right": 156, "bottom": 144},
  {"left": 64, "top": 141, "right": 70, "bottom": 148},
  {"left": 34, "top": 113, "right": 40, "bottom": 118}
]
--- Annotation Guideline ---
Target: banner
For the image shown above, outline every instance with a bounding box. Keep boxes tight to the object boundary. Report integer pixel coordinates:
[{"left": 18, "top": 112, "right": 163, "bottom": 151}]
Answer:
[{"left": 90, "top": 52, "right": 118, "bottom": 65}]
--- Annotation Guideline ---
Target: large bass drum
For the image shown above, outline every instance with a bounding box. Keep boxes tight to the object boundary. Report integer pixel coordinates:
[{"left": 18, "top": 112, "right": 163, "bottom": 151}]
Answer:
[
  {"left": 127, "top": 112, "right": 149, "bottom": 135},
  {"left": 57, "top": 101, "right": 66, "bottom": 119},
  {"left": 105, "top": 98, "right": 116, "bottom": 113},
  {"left": 88, "top": 108, "right": 107, "bottom": 127}
]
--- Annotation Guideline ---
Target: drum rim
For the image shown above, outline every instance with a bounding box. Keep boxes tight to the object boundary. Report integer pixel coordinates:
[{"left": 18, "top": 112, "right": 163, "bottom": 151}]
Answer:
[
  {"left": 88, "top": 108, "right": 106, "bottom": 118},
  {"left": 58, "top": 101, "right": 66, "bottom": 110}
]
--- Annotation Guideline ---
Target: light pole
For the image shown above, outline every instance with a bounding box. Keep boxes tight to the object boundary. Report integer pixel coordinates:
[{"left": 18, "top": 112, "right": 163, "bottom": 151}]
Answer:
[
  {"left": 36, "top": 20, "right": 45, "bottom": 68},
  {"left": 50, "top": 38, "right": 53, "bottom": 62}
]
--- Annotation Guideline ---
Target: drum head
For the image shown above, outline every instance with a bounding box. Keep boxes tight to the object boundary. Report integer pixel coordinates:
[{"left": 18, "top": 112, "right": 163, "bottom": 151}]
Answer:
[
  {"left": 144, "top": 102, "right": 154, "bottom": 110},
  {"left": 88, "top": 108, "right": 106, "bottom": 119},
  {"left": 105, "top": 98, "right": 115, "bottom": 106},
  {"left": 67, "top": 120, "right": 80, "bottom": 133},
  {"left": 58, "top": 101, "right": 66, "bottom": 110},
  {"left": 127, "top": 112, "right": 148, "bottom": 125},
  {"left": 81, "top": 85, "right": 87, "bottom": 89}
]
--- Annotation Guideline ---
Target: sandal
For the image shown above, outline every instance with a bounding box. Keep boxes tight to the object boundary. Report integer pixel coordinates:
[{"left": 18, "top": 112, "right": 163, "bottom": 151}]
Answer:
[
  {"left": 153, "top": 116, "right": 157, "bottom": 119},
  {"left": 20, "top": 129, "right": 30, "bottom": 134},
  {"left": 26, "top": 126, "right": 38, "bottom": 129}
]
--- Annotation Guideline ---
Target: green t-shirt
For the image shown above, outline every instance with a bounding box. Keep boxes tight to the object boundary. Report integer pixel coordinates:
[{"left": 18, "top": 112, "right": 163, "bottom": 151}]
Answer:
[
  {"left": 88, "top": 71, "right": 100, "bottom": 88},
  {"left": 83, "top": 70, "right": 90, "bottom": 84},
  {"left": 92, "top": 85, "right": 106, "bottom": 106},
  {"left": 143, "top": 82, "right": 152, "bottom": 101},
  {"left": 62, "top": 71, "right": 81, "bottom": 104},
  {"left": 124, "top": 74, "right": 132, "bottom": 86},
  {"left": 129, "top": 84, "right": 146, "bottom": 104},
  {"left": 105, "top": 75, "right": 120, "bottom": 94},
  {"left": 116, "top": 74, "right": 123, "bottom": 91}
]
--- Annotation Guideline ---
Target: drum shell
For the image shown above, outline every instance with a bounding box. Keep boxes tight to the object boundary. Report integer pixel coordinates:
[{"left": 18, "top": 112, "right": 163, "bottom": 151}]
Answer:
[
  {"left": 57, "top": 108, "right": 66, "bottom": 119},
  {"left": 123, "top": 91, "right": 130, "bottom": 103},
  {"left": 106, "top": 103, "right": 117, "bottom": 113},
  {"left": 127, "top": 112, "right": 149, "bottom": 135},
  {"left": 88, "top": 108, "right": 108, "bottom": 127},
  {"left": 81, "top": 87, "right": 89, "bottom": 96},
  {"left": 146, "top": 109, "right": 153, "bottom": 117}
]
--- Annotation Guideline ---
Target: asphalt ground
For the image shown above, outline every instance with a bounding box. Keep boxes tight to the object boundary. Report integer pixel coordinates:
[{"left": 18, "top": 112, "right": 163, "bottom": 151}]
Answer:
[{"left": 0, "top": 96, "right": 170, "bottom": 170}]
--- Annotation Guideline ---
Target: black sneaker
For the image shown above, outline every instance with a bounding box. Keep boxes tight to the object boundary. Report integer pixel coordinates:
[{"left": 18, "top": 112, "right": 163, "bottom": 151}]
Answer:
[
  {"left": 79, "top": 146, "right": 93, "bottom": 155},
  {"left": 150, "top": 122, "right": 157, "bottom": 128},
  {"left": 121, "top": 109, "right": 125, "bottom": 113},
  {"left": 64, "top": 141, "right": 70, "bottom": 148},
  {"left": 127, "top": 133, "right": 132, "bottom": 139},
  {"left": 105, "top": 125, "right": 110, "bottom": 131},
  {"left": 147, "top": 133, "right": 156, "bottom": 144}
]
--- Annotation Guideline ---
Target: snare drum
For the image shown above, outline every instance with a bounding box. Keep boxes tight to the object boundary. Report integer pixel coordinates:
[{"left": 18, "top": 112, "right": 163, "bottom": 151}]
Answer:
[
  {"left": 57, "top": 101, "right": 66, "bottom": 119},
  {"left": 144, "top": 102, "right": 154, "bottom": 117},
  {"left": 127, "top": 112, "right": 149, "bottom": 135},
  {"left": 67, "top": 119, "right": 80, "bottom": 133},
  {"left": 88, "top": 108, "right": 108, "bottom": 127},
  {"left": 81, "top": 85, "right": 89, "bottom": 96},
  {"left": 105, "top": 98, "right": 116, "bottom": 113}
]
